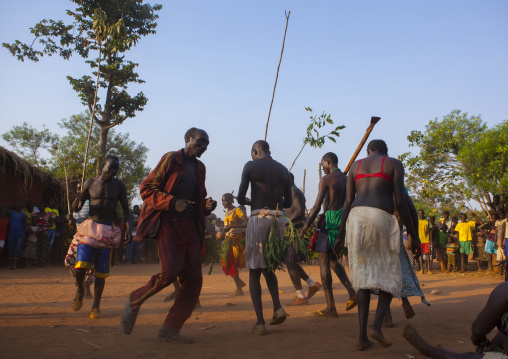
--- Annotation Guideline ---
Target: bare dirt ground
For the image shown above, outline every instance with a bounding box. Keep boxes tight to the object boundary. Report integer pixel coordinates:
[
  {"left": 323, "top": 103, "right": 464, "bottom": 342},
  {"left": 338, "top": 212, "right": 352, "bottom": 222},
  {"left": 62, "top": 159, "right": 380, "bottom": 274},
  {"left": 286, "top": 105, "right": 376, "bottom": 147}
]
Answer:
[{"left": 0, "top": 263, "right": 504, "bottom": 359}]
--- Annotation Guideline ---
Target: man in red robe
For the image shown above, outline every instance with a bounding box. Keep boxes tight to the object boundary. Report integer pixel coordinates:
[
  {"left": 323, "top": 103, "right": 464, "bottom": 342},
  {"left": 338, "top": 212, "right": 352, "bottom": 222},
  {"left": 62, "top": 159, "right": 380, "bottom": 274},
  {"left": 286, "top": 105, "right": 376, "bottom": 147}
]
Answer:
[{"left": 121, "top": 128, "right": 217, "bottom": 343}]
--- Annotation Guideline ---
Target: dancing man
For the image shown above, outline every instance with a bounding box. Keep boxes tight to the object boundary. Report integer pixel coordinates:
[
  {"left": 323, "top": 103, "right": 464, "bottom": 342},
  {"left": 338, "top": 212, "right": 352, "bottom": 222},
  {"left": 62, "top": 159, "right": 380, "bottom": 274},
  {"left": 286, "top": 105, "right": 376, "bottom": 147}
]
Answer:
[
  {"left": 300, "top": 152, "right": 357, "bottom": 317},
  {"left": 121, "top": 128, "right": 216, "bottom": 343},
  {"left": 237, "top": 140, "right": 291, "bottom": 335},
  {"left": 285, "top": 172, "right": 321, "bottom": 306},
  {"left": 71, "top": 155, "right": 132, "bottom": 319}
]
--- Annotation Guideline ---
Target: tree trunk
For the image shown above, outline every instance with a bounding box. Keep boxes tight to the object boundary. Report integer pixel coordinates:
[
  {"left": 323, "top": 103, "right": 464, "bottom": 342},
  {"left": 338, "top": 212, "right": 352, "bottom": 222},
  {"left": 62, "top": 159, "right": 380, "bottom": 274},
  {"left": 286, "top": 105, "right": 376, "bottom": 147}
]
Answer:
[{"left": 98, "top": 125, "right": 109, "bottom": 172}]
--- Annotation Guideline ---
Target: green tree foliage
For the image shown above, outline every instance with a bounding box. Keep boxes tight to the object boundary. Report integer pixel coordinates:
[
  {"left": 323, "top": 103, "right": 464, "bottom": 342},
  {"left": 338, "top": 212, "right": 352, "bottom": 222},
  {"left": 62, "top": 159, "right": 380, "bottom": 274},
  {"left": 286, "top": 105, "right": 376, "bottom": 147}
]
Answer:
[
  {"left": 2, "top": 113, "right": 150, "bottom": 203},
  {"left": 289, "top": 107, "right": 345, "bottom": 171},
  {"left": 2, "top": 122, "right": 58, "bottom": 168},
  {"left": 459, "top": 120, "right": 508, "bottom": 200},
  {"left": 52, "top": 112, "right": 150, "bottom": 202},
  {"left": 400, "top": 110, "right": 506, "bottom": 216},
  {"left": 3, "top": 0, "right": 162, "bottom": 165}
]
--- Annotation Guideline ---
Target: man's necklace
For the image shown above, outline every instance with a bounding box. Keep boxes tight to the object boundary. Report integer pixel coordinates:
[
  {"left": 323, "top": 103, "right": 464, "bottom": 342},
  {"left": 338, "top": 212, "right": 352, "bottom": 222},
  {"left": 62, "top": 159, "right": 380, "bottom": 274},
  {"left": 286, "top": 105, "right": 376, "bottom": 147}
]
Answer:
[
  {"left": 291, "top": 185, "right": 296, "bottom": 189},
  {"left": 331, "top": 168, "right": 340, "bottom": 173}
]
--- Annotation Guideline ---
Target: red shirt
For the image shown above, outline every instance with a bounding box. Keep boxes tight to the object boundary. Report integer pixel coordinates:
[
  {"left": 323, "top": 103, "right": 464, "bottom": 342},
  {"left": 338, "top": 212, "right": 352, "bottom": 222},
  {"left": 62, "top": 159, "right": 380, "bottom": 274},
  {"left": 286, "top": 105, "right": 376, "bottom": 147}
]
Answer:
[
  {"left": 134, "top": 149, "right": 210, "bottom": 243},
  {"left": 0, "top": 218, "right": 8, "bottom": 242}
]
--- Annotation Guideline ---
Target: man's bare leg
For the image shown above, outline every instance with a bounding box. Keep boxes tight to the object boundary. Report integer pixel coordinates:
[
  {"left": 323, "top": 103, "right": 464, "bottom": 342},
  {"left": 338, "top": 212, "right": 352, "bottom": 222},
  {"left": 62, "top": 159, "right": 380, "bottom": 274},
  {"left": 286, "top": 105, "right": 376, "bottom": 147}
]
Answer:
[
  {"left": 403, "top": 324, "right": 482, "bottom": 359},
  {"left": 163, "top": 280, "right": 181, "bottom": 302},
  {"left": 232, "top": 273, "right": 246, "bottom": 295},
  {"left": 72, "top": 268, "right": 86, "bottom": 311},
  {"left": 331, "top": 257, "right": 357, "bottom": 309},
  {"left": 370, "top": 290, "right": 393, "bottom": 348},
  {"left": 315, "top": 252, "right": 338, "bottom": 316},
  {"left": 249, "top": 269, "right": 265, "bottom": 325},
  {"left": 357, "top": 289, "right": 373, "bottom": 350},
  {"left": 90, "top": 278, "right": 105, "bottom": 319}
]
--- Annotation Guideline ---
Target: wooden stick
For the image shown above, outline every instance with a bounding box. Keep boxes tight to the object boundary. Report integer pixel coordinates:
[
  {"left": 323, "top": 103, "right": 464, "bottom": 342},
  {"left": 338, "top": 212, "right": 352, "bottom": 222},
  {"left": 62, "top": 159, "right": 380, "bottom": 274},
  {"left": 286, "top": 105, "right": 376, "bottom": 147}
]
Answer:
[
  {"left": 264, "top": 11, "right": 290, "bottom": 141},
  {"left": 344, "top": 117, "right": 381, "bottom": 174},
  {"left": 302, "top": 169, "right": 306, "bottom": 195},
  {"left": 81, "top": 39, "right": 102, "bottom": 189}
]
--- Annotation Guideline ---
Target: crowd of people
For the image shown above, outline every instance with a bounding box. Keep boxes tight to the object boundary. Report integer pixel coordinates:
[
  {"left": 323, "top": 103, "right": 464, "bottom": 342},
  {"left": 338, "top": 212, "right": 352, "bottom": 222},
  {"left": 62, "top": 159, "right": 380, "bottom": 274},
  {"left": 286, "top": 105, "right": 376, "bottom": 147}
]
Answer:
[
  {"left": 413, "top": 204, "right": 507, "bottom": 278},
  {"left": 2, "top": 128, "right": 506, "bottom": 358}
]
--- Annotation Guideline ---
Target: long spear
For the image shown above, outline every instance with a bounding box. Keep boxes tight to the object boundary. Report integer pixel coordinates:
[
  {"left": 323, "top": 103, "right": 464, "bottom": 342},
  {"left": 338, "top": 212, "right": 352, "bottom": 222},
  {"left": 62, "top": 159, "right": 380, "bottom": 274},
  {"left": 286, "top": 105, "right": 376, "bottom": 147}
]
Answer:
[
  {"left": 344, "top": 116, "right": 381, "bottom": 174},
  {"left": 264, "top": 11, "right": 290, "bottom": 141}
]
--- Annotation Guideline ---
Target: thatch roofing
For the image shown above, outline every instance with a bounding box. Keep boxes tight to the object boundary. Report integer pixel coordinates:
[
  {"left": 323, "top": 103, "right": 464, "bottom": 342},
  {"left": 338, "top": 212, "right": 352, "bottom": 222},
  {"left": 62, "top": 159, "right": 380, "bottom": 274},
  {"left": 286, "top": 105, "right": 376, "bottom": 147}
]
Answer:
[{"left": 0, "top": 145, "right": 62, "bottom": 191}]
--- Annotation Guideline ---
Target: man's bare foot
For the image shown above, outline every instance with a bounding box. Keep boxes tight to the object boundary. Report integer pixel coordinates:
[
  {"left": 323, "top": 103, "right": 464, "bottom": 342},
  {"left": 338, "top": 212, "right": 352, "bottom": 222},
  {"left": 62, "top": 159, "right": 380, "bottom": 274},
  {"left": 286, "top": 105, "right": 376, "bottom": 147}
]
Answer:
[
  {"left": 369, "top": 329, "right": 392, "bottom": 348},
  {"left": 403, "top": 303, "right": 416, "bottom": 319},
  {"left": 356, "top": 339, "right": 373, "bottom": 351},
  {"left": 163, "top": 291, "right": 178, "bottom": 302},
  {"left": 313, "top": 307, "right": 339, "bottom": 317},
  {"left": 403, "top": 323, "right": 426, "bottom": 352},
  {"left": 231, "top": 289, "right": 244, "bottom": 296}
]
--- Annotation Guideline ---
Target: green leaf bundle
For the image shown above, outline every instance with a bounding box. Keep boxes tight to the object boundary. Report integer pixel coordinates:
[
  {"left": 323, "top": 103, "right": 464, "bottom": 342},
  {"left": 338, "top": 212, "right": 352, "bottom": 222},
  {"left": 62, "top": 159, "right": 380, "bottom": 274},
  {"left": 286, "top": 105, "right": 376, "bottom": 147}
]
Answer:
[{"left": 264, "top": 217, "right": 288, "bottom": 272}]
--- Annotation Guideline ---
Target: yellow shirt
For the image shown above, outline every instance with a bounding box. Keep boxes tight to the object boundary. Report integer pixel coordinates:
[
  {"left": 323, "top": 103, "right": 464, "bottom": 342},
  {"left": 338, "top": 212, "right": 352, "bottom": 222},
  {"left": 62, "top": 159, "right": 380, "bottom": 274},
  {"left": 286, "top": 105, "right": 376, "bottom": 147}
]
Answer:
[
  {"left": 45, "top": 207, "right": 59, "bottom": 230},
  {"left": 418, "top": 219, "right": 430, "bottom": 244},
  {"left": 454, "top": 221, "right": 476, "bottom": 242},
  {"left": 224, "top": 207, "right": 246, "bottom": 238}
]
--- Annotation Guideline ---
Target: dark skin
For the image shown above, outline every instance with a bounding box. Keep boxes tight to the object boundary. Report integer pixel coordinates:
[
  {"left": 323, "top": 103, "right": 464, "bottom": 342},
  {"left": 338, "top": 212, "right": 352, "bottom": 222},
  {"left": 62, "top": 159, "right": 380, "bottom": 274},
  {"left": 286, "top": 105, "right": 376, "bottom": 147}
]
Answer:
[
  {"left": 335, "top": 149, "right": 420, "bottom": 351},
  {"left": 300, "top": 157, "right": 346, "bottom": 236},
  {"left": 236, "top": 141, "right": 291, "bottom": 326},
  {"left": 299, "top": 156, "right": 355, "bottom": 314},
  {"left": 73, "top": 158, "right": 133, "bottom": 240},
  {"left": 237, "top": 143, "right": 292, "bottom": 211},
  {"left": 71, "top": 157, "right": 133, "bottom": 313},
  {"left": 403, "top": 282, "right": 508, "bottom": 358},
  {"left": 172, "top": 130, "right": 217, "bottom": 215},
  {"left": 285, "top": 174, "right": 306, "bottom": 223}
]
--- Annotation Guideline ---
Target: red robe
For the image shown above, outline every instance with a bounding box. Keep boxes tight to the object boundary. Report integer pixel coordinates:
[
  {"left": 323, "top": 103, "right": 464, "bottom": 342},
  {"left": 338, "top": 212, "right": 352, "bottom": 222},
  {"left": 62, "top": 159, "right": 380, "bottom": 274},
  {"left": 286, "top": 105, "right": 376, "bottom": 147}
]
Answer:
[{"left": 134, "top": 149, "right": 210, "bottom": 243}]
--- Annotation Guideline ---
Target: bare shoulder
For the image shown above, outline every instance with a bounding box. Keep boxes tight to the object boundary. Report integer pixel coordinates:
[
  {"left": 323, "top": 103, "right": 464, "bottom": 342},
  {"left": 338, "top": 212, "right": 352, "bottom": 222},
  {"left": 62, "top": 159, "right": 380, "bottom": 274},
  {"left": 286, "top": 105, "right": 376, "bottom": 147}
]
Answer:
[
  {"left": 271, "top": 158, "right": 289, "bottom": 174},
  {"left": 112, "top": 178, "right": 128, "bottom": 191}
]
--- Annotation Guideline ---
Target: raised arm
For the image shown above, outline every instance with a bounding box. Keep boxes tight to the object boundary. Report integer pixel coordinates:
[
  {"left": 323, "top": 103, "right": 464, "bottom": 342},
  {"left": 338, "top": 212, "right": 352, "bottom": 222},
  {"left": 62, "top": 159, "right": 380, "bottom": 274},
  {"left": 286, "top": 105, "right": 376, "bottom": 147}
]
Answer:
[
  {"left": 72, "top": 179, "right": 92, "bottom": 213},
  {"left": 236, "top": 163, "right": 251, "bottom": 206}
]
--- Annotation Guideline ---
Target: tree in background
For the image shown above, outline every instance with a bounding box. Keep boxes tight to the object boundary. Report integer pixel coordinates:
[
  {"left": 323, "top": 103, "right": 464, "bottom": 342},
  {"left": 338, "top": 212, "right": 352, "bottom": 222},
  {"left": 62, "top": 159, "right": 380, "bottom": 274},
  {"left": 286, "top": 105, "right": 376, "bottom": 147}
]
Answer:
[
  {"left": 289, "top": 107, "right": 345, "bottom": 171},
  {"left": 2, "top": 113, "right": 150, "bottom": 203},
  {"left": 2, "top": 122, "right": 58, "bottom": 168},
  {"left": 3, "top": 0, "right": 162, "bottom": 167},
  {"left": 400, "top": 110, "right": 506, "bottom": 217}
]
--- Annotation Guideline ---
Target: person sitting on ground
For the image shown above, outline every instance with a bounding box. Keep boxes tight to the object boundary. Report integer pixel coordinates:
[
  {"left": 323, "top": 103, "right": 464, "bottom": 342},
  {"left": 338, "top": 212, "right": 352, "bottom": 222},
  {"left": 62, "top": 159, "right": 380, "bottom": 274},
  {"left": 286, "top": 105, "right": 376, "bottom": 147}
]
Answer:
[{"left": 403, "top": 281, "right": 508, "bottom": 359}]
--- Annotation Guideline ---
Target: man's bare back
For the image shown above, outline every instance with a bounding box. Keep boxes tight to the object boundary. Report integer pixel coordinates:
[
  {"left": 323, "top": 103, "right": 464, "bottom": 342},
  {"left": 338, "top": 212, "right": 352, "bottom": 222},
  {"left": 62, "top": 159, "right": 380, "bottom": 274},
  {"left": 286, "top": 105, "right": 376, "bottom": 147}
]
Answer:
[{"left": 237, "top": 141, "right": 291, "bottom": 211}]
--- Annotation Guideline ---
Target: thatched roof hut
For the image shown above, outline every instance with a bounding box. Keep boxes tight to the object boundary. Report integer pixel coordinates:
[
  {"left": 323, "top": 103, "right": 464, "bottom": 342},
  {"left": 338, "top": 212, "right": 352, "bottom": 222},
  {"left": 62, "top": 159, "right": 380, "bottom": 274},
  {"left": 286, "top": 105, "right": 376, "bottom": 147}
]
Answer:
[{"left": 0, "top": 146, "right": 64, "bottom": 209}]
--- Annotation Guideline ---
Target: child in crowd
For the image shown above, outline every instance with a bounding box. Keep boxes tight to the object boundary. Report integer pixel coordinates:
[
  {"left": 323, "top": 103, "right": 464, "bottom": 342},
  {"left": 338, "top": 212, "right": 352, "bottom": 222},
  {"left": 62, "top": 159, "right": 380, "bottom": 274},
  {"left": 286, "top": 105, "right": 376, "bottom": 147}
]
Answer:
[
  {"left": 437, "top": 224, "right": 448, "bottom": 272},
  {"left": 23, "top": 216, "right": 40, "bottom": 268},
  {"left": 0, "top": 207, "right": 9, "bottom": 256},
  {"left": 7, "top": 200, "right": 25, "bottom": 270},
  {"left": 446, "top": 235, "right": 458, "bottom": 272}
]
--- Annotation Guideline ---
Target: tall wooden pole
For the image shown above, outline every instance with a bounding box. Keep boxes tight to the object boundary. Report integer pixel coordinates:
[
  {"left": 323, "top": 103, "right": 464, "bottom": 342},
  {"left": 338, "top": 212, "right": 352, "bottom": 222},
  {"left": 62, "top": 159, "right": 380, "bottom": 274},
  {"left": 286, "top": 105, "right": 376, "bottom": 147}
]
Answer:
[
  {"left": 264, "top": 11, "right": 290, "bottom": 141},
  {"left": 344, "top": 116, "right": 381, "bottom": 174}
]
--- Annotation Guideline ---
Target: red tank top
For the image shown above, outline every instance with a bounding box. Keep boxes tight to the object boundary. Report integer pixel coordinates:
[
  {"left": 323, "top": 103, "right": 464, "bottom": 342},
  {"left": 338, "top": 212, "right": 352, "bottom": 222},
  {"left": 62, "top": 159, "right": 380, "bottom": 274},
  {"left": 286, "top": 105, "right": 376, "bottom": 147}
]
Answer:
[{"left": 355, "top": 157, "right": 393, "bottom": 183}]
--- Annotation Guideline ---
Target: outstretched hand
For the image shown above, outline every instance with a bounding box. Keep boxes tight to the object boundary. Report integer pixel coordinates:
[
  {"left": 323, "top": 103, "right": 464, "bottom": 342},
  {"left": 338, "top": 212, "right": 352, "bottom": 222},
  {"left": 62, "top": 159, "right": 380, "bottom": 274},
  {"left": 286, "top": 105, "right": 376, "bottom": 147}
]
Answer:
[
  {"left": 206, "top": 197, "right": 217, "bottom": 211},
  {"left": 175, "top": 199, "right": 195, "bottom": 215}
]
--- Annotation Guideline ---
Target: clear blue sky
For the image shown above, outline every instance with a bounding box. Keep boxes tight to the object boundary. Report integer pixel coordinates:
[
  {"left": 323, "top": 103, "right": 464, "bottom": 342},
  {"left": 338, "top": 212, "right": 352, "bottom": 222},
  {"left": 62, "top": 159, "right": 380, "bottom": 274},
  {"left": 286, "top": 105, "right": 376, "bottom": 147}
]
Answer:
[{"left": 1, "top": 1, "right": 507, "bottom": 216}]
